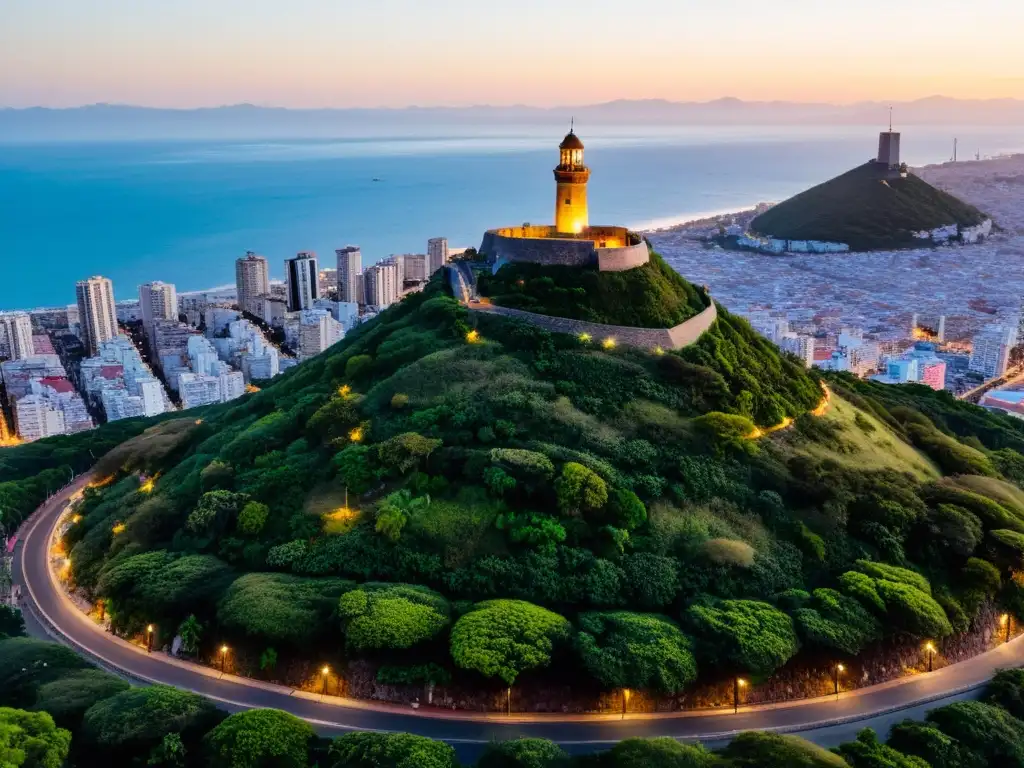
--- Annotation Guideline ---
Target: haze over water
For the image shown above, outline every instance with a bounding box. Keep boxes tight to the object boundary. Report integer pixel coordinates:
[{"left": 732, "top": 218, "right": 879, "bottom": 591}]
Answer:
[{"left": 2, "top": 123, "right": 1022, "bottom": 311}]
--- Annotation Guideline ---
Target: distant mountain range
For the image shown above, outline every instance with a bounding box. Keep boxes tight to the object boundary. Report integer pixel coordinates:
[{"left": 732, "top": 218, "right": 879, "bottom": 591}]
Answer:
[{"left": 3, "top": 97, "right": 1024, "bottom": 141}]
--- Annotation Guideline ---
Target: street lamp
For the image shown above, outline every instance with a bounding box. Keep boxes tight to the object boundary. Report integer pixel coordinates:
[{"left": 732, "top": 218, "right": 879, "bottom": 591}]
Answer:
[
  {"left": 834, "top": 664, "right": 844, "bottom": 698},
  {"left": 925, "top": 642, "right": 936, "bottom": 672},
  {"left": 321, "top": 665, "right": 331, "bottom": 695},
  {"left": 1002, "top": 613, "right": 1012, "bottom": 644},
  {"left": 507, "top": 686, "right": 512, "bottom": 716},
  {"left": 622, "top": 688, "right": 631, "bottom": 720},
  {"left": 734, "top": 678, "right": 746, "bottom": 714},
  {"left": 97, "top": 599, "right": 105, "bottom": 622},
  {"left": 146, "top": 624, "right": 154, "bottom": 653},
  {"left": 220, "top": 645, "right": 229, "bottom": 673}
]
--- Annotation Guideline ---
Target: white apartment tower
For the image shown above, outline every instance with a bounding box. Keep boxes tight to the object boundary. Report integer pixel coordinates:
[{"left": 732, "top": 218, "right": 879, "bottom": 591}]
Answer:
[
  {"left": 139, "top": 281, "right": 178, "bottom": 335},
  {"left": 969, "top": 326, "right": 1015, "bottom": 380},
  {"left": 286, "top": 252, "right": 320, "bottom": 312},
  {"left": 0, "top": 312, "right": 34, "bottom": 360},
  {"left": 364, "top": 261, "right": 400, "bottom": 309},
  {"left": 75, "top": 276, "right": 118, "bottom": 356},
  {"left": 336, "top": 246, "right": 362, "bottom": 305},
  {"left": 235, "top": 252, "right": 270, "bottom": 315},
  {"left": 428, "top": 237, "right": 449, "bottom": 275}
]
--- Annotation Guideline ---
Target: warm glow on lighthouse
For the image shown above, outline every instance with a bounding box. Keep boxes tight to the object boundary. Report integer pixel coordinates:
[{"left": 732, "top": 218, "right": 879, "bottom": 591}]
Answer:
[{"left": 554, "top": 127, "right": 590, "bottom": 235}]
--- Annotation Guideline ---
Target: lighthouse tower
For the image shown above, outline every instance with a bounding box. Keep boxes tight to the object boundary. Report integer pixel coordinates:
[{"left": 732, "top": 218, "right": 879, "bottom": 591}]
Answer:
[{"left": 554, "top": 127, "right": 590, "bottom": 234}]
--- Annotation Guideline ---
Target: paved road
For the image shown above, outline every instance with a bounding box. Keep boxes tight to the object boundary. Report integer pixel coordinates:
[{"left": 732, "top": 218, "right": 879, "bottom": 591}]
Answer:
[{"left": 13, "top": 477, "right": 1024, "bottom": 762}]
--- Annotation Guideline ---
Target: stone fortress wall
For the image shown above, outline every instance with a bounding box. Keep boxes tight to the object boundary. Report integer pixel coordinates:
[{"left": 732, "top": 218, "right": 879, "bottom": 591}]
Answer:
[
  {"left": 480, "top": 226, "right": 649, "bottom": 273},
  {"left": 469, "top": 300, "right": 719, "bottom": 351}
]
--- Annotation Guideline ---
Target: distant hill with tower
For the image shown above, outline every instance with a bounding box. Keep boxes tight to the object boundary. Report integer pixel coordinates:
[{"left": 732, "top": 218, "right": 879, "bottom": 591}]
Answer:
[{"left": 749, "top": 129, "right": 991, "bottom": 252}]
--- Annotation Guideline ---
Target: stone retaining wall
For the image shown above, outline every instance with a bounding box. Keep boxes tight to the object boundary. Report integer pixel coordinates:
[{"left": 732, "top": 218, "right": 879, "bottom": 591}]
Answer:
[{"left": 470, "top": 301, "right": 718, "bottom": 350}]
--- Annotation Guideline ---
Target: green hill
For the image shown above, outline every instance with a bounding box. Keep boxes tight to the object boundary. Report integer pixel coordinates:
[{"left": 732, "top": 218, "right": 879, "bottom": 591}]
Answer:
[
  {"left": 478, "top": 251, "right": 709, "bottom": 328},
  {"left": 750, "top": 162, "right": 988, "bottom": 251},
  {"left": 7, "top": 266, "right": 1024, "bottom": 711}
]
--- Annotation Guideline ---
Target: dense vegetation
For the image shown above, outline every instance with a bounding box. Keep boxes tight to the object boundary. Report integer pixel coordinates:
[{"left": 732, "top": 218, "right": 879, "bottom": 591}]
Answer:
[
  {"left": 477, "top": 252, "right": 709, "bottom": 328},
  {"left": 7, "top": 264, "right": 1024, "bottom": 712},
  {"left": 749, "top": 161, "right": 988, "bottom": 250},
  {"left": 6, "top": 630, "right": 1024, "bottom": 766}
]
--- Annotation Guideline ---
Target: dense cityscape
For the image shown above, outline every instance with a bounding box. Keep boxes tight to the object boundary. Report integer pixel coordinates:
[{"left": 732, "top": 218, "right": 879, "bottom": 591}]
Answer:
[{"left": 0, "top": 240, "right": 459, "bottom": 443}]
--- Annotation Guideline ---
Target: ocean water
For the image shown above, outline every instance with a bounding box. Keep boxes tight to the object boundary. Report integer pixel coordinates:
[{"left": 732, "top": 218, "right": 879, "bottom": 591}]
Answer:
[{"left": 1, "top": 124, "right": 1022, "bottom": 311}]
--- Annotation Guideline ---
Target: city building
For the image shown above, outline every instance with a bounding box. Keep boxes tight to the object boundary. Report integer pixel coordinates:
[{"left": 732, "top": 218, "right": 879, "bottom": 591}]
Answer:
[
  {"left": 115, "top": 300, "right": 143, "bottom": 323},
  {"left": 152, "top": 320, "right": 201, "bottom": 390},
  {"left": 313, "top": 299, "right": 360, "bottom": 332},
  {"left": 427, "top": 238, "right": 449, "bottom": 275},
  {"left": 401, "top": 253, "right": 428, "bottom": 284},
  {"left": 177, "top": 373, "right": 223, "bottom": 410},
  {"left": 29, "top": 377, "right": 92, "bottom": 434},
  {"left": 318, "top": 268, "right": 337, "bottom": 299},
  {"left": 336, "top": 246, "right": 362, "bottom": 304},
  {"left": 969, "top": 325, "right": 1015, "bottom": 379},
  {"left": 235, "top": 252, "right": 270, "bottom": 315},
  {"left": 363, "top": 261, "right": 399, "bottom": 309},
  {"left": 0, "top": 312, "right": 34, "bottom": 361},
  {"left": 209, "top": 318, "right": 282, "bottom": 383},
  {"left": 288, "top": 309, "right": 344, "bottom": 360},
  {"left": 0, "top": 356, "right": 66, "bottom": 400},
  {"left": 981, "top": 390, "right": 1024, "bottom": 419},
  {"left": 75, "top": 276, "right": 118, "bottom": 356},
  {"left": 251, "top": 294, "right": 288, "bottom": 328},
  {"left": 285, "top": 252, "right": 320, "bottom": 311},
  {"left": 779, "top": 332, "right": 816, "bottom": 368},
  {"left": 14, "top": 395, "right": 66, "bottom": 442},
  {"left": 139, "top": 281, "right": 178, "bottom": 338},
  {"left": 872, "top": 342, "right": 948, "bottom": 390}
]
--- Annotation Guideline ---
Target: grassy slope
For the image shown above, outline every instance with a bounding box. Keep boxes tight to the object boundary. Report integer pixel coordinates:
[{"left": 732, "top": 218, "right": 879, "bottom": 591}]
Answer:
[
  {"left": 750, "top": 162, "right": 988, "bottom": 250},
  {"left": 477, "top": 251, "right": 709, "bottom": 328},
  {"left": 773, "top": 394, "right": 939, "bottom": 481}
]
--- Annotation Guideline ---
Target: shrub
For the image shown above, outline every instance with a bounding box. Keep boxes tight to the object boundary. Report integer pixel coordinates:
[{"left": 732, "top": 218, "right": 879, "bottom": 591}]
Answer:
[
  {"left": 854, "top": 561, "right": 932, "bottom": 595},
  {"left": 834, "top": 728, "right": 930, "bottom": 768},
  {"left": 575, "top": 612, "right": 697, "bottom": 694},
  {"left": 450, "top": 600, "right": 572, "bottom": 685},
  {"left": 686, "top": 599, "right": 800, "bottom": 677},
  {"left": 718, "top": 731, "right": 848, "bottom": 767},
  {"left": 791, "top": 588, "right": 881, "bottom": 655},
  {"left": 925, "top": 700, "right": 1024, "bottom": 766},
  {"left": 693, "top": 412, "right": 758, "bottom": 457},
  {"left": 338, "top": 583, "right": 450, "bottom": 652},
  {"left": 875, "top": 580, "right": 953, "bottom": 638},
  {"left": 80, "top": 685, "right": 223, "bottom": 762},
  {"left": 236, "top": 502, "right": 270, "bottom": 536},
  {"left": 620, "top": 553, "right": 679, "bottom": 609},
  {"left": 0, "top": 606, "right": 26, "bottom": 640},
  {"left": 702, "top": 538, "right": 755, "bottom": 568},
  {"left": 887, "top": 720, "right": 985, "bottom": 768},
  {"left": 0, "top": 708, "right": 71, "bottom": 768},
  {"left": 30, "top": 669, "right": 129, "bottom": 731},
  {"left": 217, "top": 574, "right": 354, "bottom": 646},
  {"left": 203, "top": 709, "right": 314, "bottom": 768},
  {"left": 476, "top": 738, "right": 570, "bottom": 768},
  {"left": 326, "top": 732, "right": 458, "bottom": 768},
  {"left": 985, "top": 668, "right": 1024, "bottom": 721},
  {"left": 593, "top": 737, "right": 718, "bottom": 767},
  {"left": 555, "top": 463, "right": 608, "bottom": 517}
]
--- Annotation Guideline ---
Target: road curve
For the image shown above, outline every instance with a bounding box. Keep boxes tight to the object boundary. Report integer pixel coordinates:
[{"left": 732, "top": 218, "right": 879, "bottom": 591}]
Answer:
[{"left": 13, "top": 475, "right": 1024, "bottom": 760}]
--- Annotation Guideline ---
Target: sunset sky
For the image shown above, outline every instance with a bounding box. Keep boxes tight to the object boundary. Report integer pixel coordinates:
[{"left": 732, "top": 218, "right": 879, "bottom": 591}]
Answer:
[{"left": 4, "top": 0, "right": 1024, "bottom": 108}]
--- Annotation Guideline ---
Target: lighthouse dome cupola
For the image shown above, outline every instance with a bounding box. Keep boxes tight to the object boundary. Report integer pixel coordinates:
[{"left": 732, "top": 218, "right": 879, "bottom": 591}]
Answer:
[{"left": 559, "top": 130, "right": 586, "bottom": 169}]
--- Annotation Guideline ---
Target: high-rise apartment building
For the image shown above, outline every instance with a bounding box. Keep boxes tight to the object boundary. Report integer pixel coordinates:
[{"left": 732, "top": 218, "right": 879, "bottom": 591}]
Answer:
[
  {"left": 139, "top": 281, "right": 178, "bottom": 339},
  {"left": 235, "top": 252, "right": 270, "bottom": 315},
  {"left": 0, "top": 312, "right": 33, "bottom": 361},
  {"left": 970, "top": 326, "right": 1015, "bottom": 380},
  {"left": 428, "top": 238, "right": 449, "bottom": 275},
  {"left": 363, "top": 261, "right": 400, "bottom": 309},
  {"left": 336, "top": 246, "right": 362, "bottom": 304},
  {"left": 780, "top": 333, "right": 815, "bottom": 368},
  {"left": 75, "top": 276, "right": 118, "bottom": 356},
  {"left": 285, "top": 252, "right": 320, "bottom": 312}
]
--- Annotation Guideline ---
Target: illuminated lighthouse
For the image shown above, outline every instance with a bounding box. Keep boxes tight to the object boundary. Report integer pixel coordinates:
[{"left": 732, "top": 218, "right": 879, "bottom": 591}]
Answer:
[{"left": 554, "top": 126, "right": 590, "bottom": 234}]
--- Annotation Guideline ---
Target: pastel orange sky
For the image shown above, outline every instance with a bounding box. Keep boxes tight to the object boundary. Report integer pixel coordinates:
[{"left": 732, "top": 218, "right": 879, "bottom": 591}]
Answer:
[{"left": 3, "top": 0, "right": 1023, "bottom": 107}]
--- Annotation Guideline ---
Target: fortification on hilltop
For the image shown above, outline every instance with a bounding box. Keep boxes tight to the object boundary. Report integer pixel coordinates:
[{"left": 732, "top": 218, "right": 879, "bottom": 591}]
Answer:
[{"left": 480, "top": 128, "right": 651, "bottom": 273}]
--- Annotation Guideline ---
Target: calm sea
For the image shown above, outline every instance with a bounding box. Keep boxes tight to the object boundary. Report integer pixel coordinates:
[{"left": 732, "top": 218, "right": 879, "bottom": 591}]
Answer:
[{"left": 1, "top": 124, "right": 1021, "bottom": 311}]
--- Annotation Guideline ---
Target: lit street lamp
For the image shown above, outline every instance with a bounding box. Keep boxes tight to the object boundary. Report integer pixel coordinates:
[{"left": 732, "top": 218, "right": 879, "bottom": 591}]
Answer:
[
  {"left": 834, "top": 663, "right": 844, "bottom": 698},
  {"left": 622, "top": 688, "right": 630, "bottom": 720},
  {"left": 734, "top": 678, "right": 746, "bottom": 714},
  {"left": 220, "top": 645, "right": 229, "bottom": 673},
  {"left": 507, "top": 686, "right": 512, "bottom": 716},
  {"left": 1002, "top": 613, "right": 1012, "bottom": 644},
  {"left": 925, "top": 642, "right": 936, "bottom": 672},
  {"left": 321, "top": 665, "right": 330, "bottom": 695},
  {"left": 146, "top": 624, "right": 154, "bottom": 653}
]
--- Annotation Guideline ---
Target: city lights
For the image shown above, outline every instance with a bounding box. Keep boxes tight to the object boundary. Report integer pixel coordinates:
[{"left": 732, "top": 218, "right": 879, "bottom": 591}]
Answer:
[{"left": 466, "top": 329, "right": 481, "bottom": 344}]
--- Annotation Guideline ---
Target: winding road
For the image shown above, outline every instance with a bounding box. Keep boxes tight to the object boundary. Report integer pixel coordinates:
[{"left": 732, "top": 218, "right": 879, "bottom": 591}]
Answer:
[{"left": 12, "top": 475, "right": 1024, "bottom": 762}]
